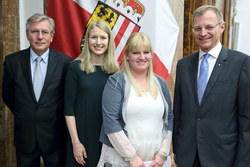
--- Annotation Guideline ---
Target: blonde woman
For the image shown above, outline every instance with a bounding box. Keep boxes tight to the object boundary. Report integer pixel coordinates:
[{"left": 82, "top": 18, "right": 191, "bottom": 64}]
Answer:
[
  {"left": 64, "top": 20, "right": 119, "bottom": 167},
  {"left": 98, "top": 32, "right": 173, "bottom": 167}
]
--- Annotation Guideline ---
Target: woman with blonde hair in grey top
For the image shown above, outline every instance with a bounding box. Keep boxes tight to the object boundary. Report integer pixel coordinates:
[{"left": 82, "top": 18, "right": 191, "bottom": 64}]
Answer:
[{"left": 98, "top": 32, "right": 174, "bottom": 167}]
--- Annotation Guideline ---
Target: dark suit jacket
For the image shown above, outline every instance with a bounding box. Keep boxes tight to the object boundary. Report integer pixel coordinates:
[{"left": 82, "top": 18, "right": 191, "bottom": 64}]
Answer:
[
  {"left": 2, "top": 47, "right": 73, "bottom": 153},
  {"left": 173, "top": 46, "right": 250, "bottom": 167}
]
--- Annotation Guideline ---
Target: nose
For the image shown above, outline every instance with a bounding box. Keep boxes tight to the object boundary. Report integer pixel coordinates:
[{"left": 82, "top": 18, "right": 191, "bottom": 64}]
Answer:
[
  {"left": 139, "top": 52, "right": 145, "bottom": 58},
  {"left": 37, "top": 32, "right": 43, "bottom": 39},
  {"left": 200, "top": 28, "right": 208, "bottom": 36},
  {"left": 96, "top": 37, "right": 101, "bottom": 44}
]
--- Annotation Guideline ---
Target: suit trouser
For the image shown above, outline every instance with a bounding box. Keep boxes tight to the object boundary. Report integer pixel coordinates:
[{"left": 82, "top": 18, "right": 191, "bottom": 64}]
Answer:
[{"left": 16, "top": 145, "right": 65, "bottom": 167}]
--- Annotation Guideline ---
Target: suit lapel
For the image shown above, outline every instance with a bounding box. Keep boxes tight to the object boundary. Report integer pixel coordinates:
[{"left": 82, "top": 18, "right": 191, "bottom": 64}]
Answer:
[
  {"left": 39, "top": 49, "right": 58, "bottom": 99},
  {"left": 201, "top": 46, "right": 227, "bottom": 105},
  {"left": 189, "top": 53, "right": 200, "bottom": 104},
  {"left": 20, "top": 48, "right": 37, "bottom": 100}
]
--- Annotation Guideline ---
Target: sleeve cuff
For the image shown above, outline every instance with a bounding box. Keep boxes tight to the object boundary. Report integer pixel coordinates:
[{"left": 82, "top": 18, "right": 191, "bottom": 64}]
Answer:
[
  {"left": 122, "top": 153, "right": 137, "bottom": 162},
  {"left": 156, "top": 151, "right": 168, "bottom": 161}
]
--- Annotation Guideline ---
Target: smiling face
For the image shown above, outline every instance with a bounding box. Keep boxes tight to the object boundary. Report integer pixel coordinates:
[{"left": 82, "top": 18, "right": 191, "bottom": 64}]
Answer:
[
  {"left": 126, "top": 45, "right": 152, "bottom": 75},
  {"left": 88, "top": 26, "right": 109, "bottom": 58},
  {"left": 26, "top": 20, "right": 54, "bottom": 56},
  {"left": 193, "top": 10, "right": 225, "bottom": 53}
]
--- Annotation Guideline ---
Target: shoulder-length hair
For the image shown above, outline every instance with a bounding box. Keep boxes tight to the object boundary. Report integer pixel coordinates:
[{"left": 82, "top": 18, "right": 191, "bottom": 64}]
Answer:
[
  {"left": 122, "top": 32, "right": 158, "bottom": 99},
  {"left": 76, "top": 20, "right": 119, "bottom": 74}
]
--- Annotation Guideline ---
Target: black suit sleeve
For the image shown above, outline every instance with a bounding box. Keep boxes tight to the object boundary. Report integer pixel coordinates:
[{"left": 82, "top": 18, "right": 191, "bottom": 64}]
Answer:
[
  {"left": 173, "top": 61, "right": 182, "bottom": 154},
  {"left": 2, "top": 58, "right": 15, "bottom": 113},
  {"left": 234, "top": 56, "right": 250, "bottom": 166}
]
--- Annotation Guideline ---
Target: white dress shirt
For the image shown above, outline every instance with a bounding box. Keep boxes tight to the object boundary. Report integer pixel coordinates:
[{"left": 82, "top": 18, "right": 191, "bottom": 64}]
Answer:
[
  {"left": 197, "top": 42, "right": 222, "bottom": 80},
  {"left": 30, "top": 48, "right": 49, "bottom": 84}
]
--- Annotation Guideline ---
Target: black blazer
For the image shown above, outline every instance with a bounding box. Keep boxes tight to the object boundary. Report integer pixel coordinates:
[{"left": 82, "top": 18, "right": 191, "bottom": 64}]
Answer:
[
  {"left": 2, "top": 48, "right": 73, "bottom": 153},
  {"left": 173, "top": 46, "right": 250, "bottom": 167}
]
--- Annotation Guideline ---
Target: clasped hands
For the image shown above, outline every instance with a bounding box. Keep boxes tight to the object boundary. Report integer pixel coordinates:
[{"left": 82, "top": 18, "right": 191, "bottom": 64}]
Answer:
[{"left": 130, "top": 154, "right": 165, "bottom": 167}]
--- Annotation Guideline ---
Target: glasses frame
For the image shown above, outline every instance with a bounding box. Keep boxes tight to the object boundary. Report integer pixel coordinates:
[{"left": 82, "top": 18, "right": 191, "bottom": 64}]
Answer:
[
  {"left": 193, "top": 22, "right": 223, "bottom": 33},
  {"left": 29, "top": 29, "right": 52, "bottom": 36}
]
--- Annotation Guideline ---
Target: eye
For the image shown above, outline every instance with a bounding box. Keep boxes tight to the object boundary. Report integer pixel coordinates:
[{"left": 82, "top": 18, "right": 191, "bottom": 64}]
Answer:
[
  {"left": 30, "top": 30, "right": 39, "bottom": 34},
  {"left": 132, "top": 52, "right": 139, "bottom": 55},
  {"left": 205, "top": 26, "right": 214, "bottom": 30},
  {"left": 42, "top": 30, "right": 50, "bottom": 35},
  {"left": 144, "top": 51, "right": 150, "bottom": 54},
  {"left": 194, "top": 27, "right": 202, "bottom": 32},
  {"left": 101, "top": 36, "right": 107, "bottom": 40}
]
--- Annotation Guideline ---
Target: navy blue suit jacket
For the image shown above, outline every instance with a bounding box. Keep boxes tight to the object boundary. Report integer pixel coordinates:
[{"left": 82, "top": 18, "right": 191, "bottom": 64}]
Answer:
[{"left": 173, "top": 46, "right": 250, "bottom": 167}]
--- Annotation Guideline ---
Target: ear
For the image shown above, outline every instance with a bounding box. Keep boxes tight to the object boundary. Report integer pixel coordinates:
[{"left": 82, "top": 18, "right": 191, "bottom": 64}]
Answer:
[
  {"left": 125, "top": 54, "right": 129, "bottom": 60},
  {"left": 220, "top": 22, "right": 226, "bottom": 33},
  {"left": 50, "top": 33, "right": 54, "bottom": 42},
  {"left": 26, "top": 30, "right": 30, "bottom": 41}
]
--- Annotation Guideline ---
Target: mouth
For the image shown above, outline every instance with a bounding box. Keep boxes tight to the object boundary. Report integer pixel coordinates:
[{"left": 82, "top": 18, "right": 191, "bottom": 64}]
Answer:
[
  {"left": 199, "top": 36, "right": 211, "bottom": 41},
  {"left": 35, "top": 42, "right": 45, "bottom": 45},
  {"left": 94, "top": 45, "right": 103, "bottom": 51},
  {"left": 136, "top": 60, "right": 147, "bottom": 64}
]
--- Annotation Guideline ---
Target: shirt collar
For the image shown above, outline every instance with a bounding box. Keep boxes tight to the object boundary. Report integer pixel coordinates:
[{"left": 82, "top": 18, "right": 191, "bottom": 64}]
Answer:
[
  {"left": 199, "top": 42, "right": 222, "bottom": 60},
  {"left": 30, "top": 48, "right": 49, "bottom": 64}
]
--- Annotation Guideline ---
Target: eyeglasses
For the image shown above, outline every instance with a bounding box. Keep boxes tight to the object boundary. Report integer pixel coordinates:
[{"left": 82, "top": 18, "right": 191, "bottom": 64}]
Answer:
[
  {"left": 29, "top": 29, "right": 51, "bottom": 36},
  {"left": 193, "top": 22, "right": 222, "bottom": 32}
]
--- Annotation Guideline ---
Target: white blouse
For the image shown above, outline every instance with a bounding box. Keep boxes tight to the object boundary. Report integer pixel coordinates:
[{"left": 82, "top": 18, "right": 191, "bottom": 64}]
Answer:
[{"left": 124, "top": 86, "right": 165, "bottom": 160}]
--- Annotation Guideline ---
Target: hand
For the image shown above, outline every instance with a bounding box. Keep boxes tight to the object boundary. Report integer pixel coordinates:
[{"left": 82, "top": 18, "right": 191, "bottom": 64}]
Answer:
[
  {"left": 129, "top": 156, "right": 145, "bottom": 167},
  {"left": 73, "top": 142, "right": 87, "bottom": 166},
  {"left": 173, "top": 154, "right": 178, "bottom": 167},
  {"left": 148, "top": 154, "right": 164, "bottom": 167}
]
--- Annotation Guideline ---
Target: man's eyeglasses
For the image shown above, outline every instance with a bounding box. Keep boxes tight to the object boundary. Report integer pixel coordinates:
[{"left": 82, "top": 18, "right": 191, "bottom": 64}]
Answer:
[
  {"left": 193, "top": 22, "right": 222, "bottom": 32},
  {"left": 29, "top": 29, "right": 51, "bottom": 36}
]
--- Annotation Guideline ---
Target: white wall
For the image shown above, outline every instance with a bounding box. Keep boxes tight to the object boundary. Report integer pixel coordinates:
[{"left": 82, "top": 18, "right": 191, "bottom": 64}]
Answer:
[
  {"left": 235, "top": 0, "right": 250, "bottom": 55},
  {"left": 19, "top": 0, "right": 44, "bottom": 50}
]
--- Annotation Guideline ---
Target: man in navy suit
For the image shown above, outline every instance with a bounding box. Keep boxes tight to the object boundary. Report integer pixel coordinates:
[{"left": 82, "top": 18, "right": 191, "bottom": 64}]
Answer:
[
  {"left": 173, "top": 5, "right": 250, "bottom": 167},
  {"left": 2, "top": 13, "right": 73, "bottom": 167}
]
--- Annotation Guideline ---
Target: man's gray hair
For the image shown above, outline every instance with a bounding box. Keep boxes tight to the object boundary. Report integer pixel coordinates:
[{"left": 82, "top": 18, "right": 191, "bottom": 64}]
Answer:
[{"left": 26, "top": 13, "right": 55, "bottom": 34}]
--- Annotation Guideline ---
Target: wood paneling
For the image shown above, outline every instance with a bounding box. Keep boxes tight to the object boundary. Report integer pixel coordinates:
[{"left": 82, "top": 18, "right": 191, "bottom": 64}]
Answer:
[
  {"left": 221, "top": 0, "right": 231, "bottom": 48},
  {"left": 44, "top": 0, "right": 49, "bottom": 14}
]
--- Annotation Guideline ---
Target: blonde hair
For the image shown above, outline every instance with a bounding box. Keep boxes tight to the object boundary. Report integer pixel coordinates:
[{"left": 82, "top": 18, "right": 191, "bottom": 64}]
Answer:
[
  {"left": 76, "top": 20, "right": 119, "bottom": 74},
  {"left": 123, "top": 32, "right": 158, "bottom": 99}
]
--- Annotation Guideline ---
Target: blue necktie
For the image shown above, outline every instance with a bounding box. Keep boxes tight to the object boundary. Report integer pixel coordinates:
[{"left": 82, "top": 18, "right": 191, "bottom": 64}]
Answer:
[
  {"left": 197, "top": 53, "right": 210, "bottom": 104},
  {"left": 33, "top": 56, "right": 43, "bottom": 101}
]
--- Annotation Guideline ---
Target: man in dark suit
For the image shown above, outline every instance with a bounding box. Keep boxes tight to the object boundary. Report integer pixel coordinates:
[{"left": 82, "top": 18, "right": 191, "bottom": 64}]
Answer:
[
  {"left": 2, "top": 13, "right": 73, "bottom": 167},
  {"left": 173, "top": 5, "right": 250, "bottom": 167}
]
